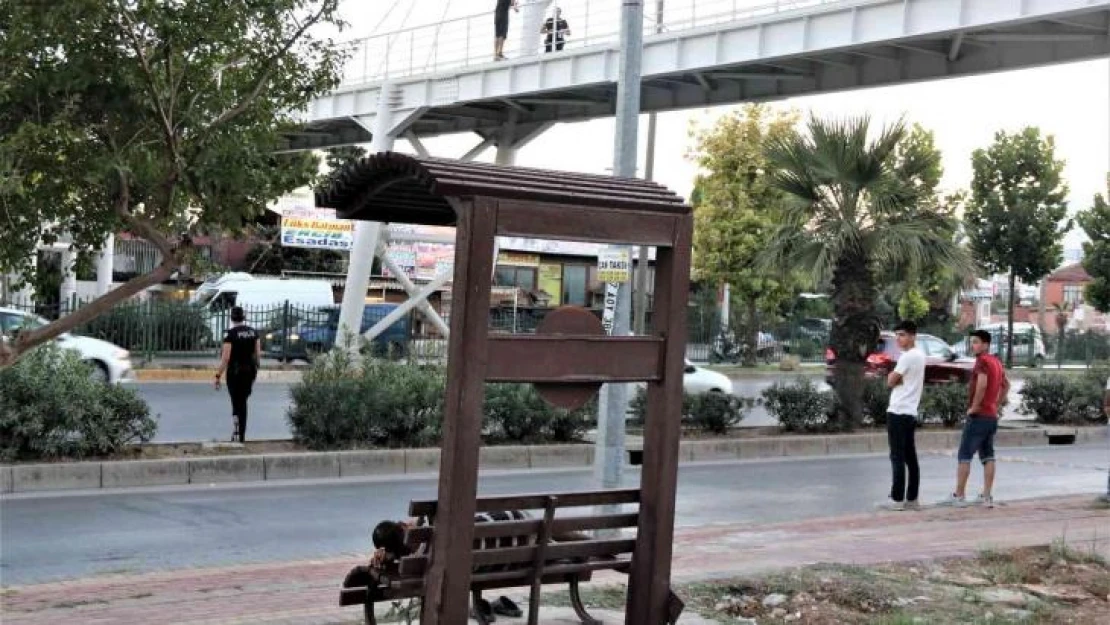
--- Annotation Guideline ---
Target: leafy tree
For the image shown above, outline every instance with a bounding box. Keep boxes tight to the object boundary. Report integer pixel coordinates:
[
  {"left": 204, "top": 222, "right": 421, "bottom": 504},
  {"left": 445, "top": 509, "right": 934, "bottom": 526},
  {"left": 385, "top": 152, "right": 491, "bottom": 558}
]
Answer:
[
  {"left": 964, "top": 127, "right": 1070, "bottom": 366},
  {"left": 0, "top": 0, "right": 348, "bottom": 367},
  {"left": 763, "top": 116, "right": 972, "bottom": 428},
  {"left": 884, "top": 125, "right": 968, "bottom": 327},
  {"left": 688, "top": 104, "right": 800, "bottom": 365},
  {"left": 1078, "top": 176, "right": 1110, "bottom": 312}
]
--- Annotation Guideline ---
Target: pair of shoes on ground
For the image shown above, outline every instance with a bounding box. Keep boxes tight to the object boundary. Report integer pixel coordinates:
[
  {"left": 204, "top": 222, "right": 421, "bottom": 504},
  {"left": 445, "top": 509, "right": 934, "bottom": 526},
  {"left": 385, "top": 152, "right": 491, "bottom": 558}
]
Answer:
[
  {"left": 937, "top": 493, "right": 995, "bottom": 508},
  {"left": 472, "top": 596, "right": 522, "bottom": 621}
]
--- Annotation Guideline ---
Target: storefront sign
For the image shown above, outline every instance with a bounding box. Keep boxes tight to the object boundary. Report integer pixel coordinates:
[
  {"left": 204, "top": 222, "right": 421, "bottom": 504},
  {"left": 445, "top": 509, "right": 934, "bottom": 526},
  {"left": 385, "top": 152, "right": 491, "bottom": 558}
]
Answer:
[{"left": 597, "top": 248, "right": 631, "bottom": 284}]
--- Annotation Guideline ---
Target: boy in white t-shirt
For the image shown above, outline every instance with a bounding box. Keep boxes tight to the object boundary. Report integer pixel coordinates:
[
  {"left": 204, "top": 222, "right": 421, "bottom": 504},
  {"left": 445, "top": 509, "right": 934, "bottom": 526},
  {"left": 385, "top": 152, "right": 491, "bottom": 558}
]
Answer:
[{"left": 882, "top": 320, "right": 927, "bottom": 511}]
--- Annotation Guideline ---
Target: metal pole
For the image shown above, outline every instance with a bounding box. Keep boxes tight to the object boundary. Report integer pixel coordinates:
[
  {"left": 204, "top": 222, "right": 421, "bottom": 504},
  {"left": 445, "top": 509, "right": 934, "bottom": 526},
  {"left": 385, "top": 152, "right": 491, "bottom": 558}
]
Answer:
[
  {"left": 337, "top": 83, "right": 394, "bottom": 354},
  {"left": 634, "top": 1, "right": 664, "bottom": 336},
  {"left": 595, "top": 0, "right": 643, "bottom": 500}
]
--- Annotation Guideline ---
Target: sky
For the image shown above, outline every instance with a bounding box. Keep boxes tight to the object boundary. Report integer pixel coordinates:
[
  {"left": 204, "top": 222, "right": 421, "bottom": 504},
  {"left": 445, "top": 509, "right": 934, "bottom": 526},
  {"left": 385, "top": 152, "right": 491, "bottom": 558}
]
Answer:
[{"left": 330, "top": 0, "right": 1110, "bottom": 259}]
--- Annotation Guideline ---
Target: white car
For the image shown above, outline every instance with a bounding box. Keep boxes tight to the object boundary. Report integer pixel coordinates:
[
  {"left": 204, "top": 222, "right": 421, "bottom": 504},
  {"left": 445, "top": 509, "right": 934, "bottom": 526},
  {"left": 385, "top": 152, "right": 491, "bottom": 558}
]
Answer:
[
  {"left": 0, "top": 307, "right": 135, "bottom": 384},
  {"left": 683, "top": 359, "right": 732, "bottom": 394}
]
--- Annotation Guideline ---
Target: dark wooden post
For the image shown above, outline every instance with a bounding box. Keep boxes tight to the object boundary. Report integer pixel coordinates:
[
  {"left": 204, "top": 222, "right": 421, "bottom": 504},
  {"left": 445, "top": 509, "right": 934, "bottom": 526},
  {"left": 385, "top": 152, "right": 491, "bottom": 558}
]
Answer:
[
  {"left": 626, "top": 216, "right": 693, "bottom": 624},
  {"left": 421, "top": 197, "right": 498, "bottom": 625}
]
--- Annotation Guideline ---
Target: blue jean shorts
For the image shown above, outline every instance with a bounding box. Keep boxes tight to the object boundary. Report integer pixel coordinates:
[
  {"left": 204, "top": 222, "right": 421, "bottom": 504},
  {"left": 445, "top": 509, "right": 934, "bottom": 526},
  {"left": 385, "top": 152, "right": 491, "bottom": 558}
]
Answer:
[{"left": 958, "top": 415, "right": 998, "bottom": 464}]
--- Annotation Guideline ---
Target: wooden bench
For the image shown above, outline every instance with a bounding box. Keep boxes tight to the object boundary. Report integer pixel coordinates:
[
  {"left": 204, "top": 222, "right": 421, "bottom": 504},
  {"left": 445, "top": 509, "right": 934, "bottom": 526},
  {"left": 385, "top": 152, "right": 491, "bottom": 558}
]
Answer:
[{"left": 340, "top": 488, "right": 684, "bottom": 624}]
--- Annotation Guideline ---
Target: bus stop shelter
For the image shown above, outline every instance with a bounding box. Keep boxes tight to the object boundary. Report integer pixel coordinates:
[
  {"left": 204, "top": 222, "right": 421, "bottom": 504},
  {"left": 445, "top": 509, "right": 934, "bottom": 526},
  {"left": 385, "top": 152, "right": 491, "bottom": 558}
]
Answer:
[{"left": 317, "top": 152, "right": 693, "bottom": 624}]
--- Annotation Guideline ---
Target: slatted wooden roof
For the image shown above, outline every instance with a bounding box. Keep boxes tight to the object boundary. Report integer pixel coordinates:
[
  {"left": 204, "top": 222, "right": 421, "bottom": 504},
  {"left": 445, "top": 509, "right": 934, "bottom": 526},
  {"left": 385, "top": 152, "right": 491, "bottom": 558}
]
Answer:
[{"left": 315, "top": 152, "right": 689, "bottom": 226}]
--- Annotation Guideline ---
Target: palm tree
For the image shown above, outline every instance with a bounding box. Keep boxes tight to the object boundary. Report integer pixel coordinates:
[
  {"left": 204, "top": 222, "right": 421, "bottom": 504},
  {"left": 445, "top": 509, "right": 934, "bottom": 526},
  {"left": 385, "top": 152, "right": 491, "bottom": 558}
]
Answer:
[{"left": 763, "top": 116, "right": 973, "bottom": 428}]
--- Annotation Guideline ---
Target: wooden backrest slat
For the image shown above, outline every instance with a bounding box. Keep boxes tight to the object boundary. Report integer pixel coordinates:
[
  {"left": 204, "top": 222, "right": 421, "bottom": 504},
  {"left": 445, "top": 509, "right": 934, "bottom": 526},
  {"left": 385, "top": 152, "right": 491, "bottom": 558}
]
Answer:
[
  {"left": 403, "top": 512, "right": 640, "bottom": 547},
  {"left": 408, "top": 488, "right": 640, "bottom": 517},
  {"left": 398, "top": 538, "right": 636, "bottom": 577}
]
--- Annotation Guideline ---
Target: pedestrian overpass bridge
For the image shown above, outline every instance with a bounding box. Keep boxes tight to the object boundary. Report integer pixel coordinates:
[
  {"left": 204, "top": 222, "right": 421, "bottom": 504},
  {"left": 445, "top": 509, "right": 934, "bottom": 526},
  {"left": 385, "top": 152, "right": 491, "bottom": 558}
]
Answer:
[{"left": 291, "top": 0, "right": 1110, "bottom": 154}]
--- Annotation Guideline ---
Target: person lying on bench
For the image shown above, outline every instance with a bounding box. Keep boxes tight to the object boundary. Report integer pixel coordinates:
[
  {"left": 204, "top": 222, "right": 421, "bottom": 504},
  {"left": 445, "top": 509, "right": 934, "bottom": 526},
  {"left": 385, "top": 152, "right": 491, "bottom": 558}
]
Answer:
[{"left": 353, "top": 511, "right": 591, "bottom": 621}]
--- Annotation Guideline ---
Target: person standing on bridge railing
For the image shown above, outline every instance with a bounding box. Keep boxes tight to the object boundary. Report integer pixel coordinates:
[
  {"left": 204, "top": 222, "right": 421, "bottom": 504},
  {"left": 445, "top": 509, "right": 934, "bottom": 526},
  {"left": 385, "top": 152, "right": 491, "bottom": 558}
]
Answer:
[
  {"left": 541, "top": 6, "right": 570, "bottom": 53},
  {"left": 494, "top": 0, "right": 519, "bottom": 61}
]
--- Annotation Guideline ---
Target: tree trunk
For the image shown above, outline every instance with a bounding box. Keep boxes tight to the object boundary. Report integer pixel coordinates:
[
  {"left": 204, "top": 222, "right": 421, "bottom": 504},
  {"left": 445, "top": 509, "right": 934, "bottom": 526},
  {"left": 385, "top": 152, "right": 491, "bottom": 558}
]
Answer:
[
  {"left": 830, "top": 252, "right": 880, "bottom": 431},
  {"left": 742, "top": 296, "right": 759, "bottom": 368},
  {"left": 1006, "top": 270, "right": 1016, "bottom": 368}
]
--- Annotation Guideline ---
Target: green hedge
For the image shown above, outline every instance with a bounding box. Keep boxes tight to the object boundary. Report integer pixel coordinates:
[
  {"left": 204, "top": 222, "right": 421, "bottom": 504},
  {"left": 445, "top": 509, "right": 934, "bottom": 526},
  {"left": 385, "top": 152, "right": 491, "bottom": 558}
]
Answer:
[
  {"left": 627, "top": 387, "right": 749, "bottom": 434},
  {"left": 1019, "top": 365, "right": 1109, "bottom": 425},
  {"left": 0, "top": 344, "right": 157, "bottom": 461},
  {"left": 287, "top": 352, "right": 594, "bottom": 450},
  {"left": 761, "top": 378, "right": 836, "bottom": 433}
]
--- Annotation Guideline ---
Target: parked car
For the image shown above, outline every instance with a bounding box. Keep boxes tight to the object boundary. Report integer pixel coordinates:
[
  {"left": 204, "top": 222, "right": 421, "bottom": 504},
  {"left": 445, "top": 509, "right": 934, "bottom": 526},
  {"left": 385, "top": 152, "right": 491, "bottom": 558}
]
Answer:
[
  {"left": 683, "top": 359, "right": 732, "bottom": 394},
  {"left": 825, "top": 331, "right": 973, "bottom": 387},
  {"left": 264, "top": 303, "right": 411, "bottom": 361},
  {"left": 0, "top": 306, "right": 134, "bottom": 383}
]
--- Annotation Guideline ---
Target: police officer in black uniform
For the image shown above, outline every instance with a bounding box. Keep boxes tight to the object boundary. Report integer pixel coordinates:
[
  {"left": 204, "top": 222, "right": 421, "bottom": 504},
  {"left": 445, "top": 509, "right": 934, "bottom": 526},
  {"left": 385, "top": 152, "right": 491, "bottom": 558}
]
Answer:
[{"left": 214, "top": 306, "right": 260, "bottom": 443}]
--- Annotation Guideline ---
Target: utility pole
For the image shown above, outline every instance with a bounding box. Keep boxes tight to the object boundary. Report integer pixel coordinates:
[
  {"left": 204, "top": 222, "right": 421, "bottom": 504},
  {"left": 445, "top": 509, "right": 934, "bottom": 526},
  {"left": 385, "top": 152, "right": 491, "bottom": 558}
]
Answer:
[
  {"left": 634, "top": 0, "right": 665, "bottom": 335},
  {"left": 595, "top": 0, "right": 644, "bottom": 497}
]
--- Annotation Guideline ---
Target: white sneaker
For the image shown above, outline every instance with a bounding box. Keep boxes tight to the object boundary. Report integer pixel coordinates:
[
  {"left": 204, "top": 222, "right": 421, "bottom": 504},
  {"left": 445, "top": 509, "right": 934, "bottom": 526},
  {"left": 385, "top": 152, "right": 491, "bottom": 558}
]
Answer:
[
  {"left": 937, "top": 493, "right": 968, "bottom": 507},
  {"left": 878, "top": 500, "right": 906, "bottom": 511},
  {"left": 904, "top": 500, "right": 922, "bottom": 511},
  {"left": 974, "top": 494, "right": 995, "bottom": 509}
]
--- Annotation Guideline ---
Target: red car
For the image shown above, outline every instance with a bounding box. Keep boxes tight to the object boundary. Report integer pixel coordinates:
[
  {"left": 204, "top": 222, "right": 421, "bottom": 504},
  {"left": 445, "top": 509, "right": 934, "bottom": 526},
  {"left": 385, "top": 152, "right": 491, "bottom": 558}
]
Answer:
[{"left": 825, "top": 331, "right": 974, "bottom": 387}]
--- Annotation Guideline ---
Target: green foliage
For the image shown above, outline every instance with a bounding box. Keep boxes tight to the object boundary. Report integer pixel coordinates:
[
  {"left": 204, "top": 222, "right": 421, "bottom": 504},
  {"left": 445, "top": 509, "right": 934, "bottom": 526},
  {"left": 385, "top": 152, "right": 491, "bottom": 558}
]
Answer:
[
  {"left": 761, "top": 378, "right": 836, "bottom": 433},
  {"left": 0, "top": 343, "right": 157, "bottom": 461},
  {"left": 78, "top": 301, "right": 209, "bottom": 352},
  {"left": 1078, "top": 177, "right": 1110, "bottom": 312},
  {"left": 964, "top": 128, "right": 1070, "bottom": 365},
  {"left": 763, "top": 116, "right": 972, "bottom": 427},
  {"left": 288, "top": 353, "right": 594, "bottom": 450},
  {"left": 483, "top": 383, "right": 594, "bottom": 444},
  {"left": 628, "top": 387, "right": 748, "bottom": 434},
  {"left": 688, "top": 105, "right": 801, "bottom": 365},
  {"left": 0, "top": 0, "right": 348, "bottom": 361},
  {"left": 1019, "top": 367, "right": 1109, "bottom": 424},
  {"left": 920, "top": 383, "right": 969, "bottom": 428},
  {"left": 897, "top": 288, "right": 930, "bottom": 323},
  {"left": 861, "top": 377, "right": 891, "bottom": 427},
  {"left": 688, "top": 392, "right": 748, "bottom": 434}
]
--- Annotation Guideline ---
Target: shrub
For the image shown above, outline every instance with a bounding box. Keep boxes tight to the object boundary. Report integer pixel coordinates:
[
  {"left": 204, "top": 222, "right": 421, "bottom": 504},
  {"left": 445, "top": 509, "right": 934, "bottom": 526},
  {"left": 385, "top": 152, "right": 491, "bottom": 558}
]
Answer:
[
  {"left": 920, "top": 382, "right": 968, "bottom": 427},
  {"left": 0, "top": 344, "right": 157, "bottom": 461},
  {"left": 761, "top": 378, "right": 836, "bottom": 433},
  {"left": 288, "top": 351, "right": 444, "bottom": 449},
  {"left": 861, "top": 377, "right": 891, "bottom": 427},
  {"left": 627, "top": 388, "right": 747, "bottom": 434},
  {"left": 1019, "top": 367, "right": 1110, "bottom": 425},
  {"left": 483, "top": 383, "right": 594, "bottom": 444},
  {"left": 687, "top": 392, "right": 747, "bottom": 434},
  {"left": 288, "top": 353, "right": 594, "bottom": 450}
]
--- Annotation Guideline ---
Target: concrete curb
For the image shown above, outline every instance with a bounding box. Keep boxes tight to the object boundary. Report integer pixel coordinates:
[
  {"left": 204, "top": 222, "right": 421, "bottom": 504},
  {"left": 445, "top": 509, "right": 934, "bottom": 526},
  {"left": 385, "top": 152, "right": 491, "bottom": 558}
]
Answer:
[
  {"left": 134, "top": 368, "right": 302, "bottom": 382},
  {"left": 2, "top": 428, "right": 1103, "bottom": 495}
]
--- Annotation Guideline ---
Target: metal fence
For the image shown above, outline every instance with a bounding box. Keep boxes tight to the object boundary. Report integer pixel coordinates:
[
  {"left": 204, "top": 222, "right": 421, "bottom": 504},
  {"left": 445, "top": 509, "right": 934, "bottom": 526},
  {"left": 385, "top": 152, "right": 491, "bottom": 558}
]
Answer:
[{"left": 4, "top": 294, "right": 1109, "bottom": 368}]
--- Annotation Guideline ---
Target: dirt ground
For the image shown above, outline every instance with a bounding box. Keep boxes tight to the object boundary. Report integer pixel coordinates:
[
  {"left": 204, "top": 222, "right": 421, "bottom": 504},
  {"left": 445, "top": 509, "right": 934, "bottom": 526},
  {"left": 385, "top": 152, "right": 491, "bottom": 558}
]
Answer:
[{"left": 567, "top": 543, "right": 1110, "bottom": 624}]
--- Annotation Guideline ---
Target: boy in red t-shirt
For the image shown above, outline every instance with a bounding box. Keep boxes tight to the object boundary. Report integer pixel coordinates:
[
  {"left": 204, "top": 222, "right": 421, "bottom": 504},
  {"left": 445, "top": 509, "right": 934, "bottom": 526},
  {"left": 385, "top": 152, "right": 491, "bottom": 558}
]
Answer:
[{"left": 941, "top": 330, "right": 1010, "bottom": 508}]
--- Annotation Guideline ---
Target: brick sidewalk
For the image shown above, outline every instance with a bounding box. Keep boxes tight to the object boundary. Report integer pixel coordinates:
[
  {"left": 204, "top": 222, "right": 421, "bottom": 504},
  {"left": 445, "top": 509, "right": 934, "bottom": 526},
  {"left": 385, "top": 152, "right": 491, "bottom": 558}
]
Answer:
[{"left": 3, "top": 496, "right": 1107, "bottom": 624}]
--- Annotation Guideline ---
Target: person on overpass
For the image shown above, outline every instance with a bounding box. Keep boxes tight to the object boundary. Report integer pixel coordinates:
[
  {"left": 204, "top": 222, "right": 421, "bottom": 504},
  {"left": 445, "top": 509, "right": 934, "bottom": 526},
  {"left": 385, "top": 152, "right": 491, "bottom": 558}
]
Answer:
[
  {"left": 541, "top": 6, "right": 570, "bottom": 53},
  {"left": 494, "top": 0, "right": 519, "bottom": 61}
]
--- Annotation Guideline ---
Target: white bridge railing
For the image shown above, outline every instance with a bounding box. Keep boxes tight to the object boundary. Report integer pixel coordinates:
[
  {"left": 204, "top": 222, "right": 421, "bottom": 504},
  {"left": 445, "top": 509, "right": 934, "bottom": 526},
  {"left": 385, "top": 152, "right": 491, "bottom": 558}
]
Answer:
[{"left": 336, "top": 0, "right": 864, "bottom": 86}]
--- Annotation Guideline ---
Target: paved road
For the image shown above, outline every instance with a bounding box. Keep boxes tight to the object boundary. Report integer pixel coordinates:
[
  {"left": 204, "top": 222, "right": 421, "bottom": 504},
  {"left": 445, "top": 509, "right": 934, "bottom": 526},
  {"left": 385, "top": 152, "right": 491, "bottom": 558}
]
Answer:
[
  {"left": 136, "top": 377, "right": 1036, "bottom": 442},
  {"left": 138, "top": 382, "right": 294, "bottom": 442},
  {"left": 2, "top": 443, "right": 1105, "bottom": 585}
]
